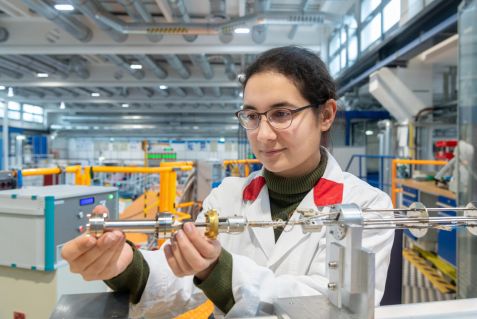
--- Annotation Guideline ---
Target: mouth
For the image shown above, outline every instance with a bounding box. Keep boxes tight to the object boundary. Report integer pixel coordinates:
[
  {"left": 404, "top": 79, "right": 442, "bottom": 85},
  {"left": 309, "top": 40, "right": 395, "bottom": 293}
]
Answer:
[{"left": 262, "top": 148, "right": 286, "bottom": 155}]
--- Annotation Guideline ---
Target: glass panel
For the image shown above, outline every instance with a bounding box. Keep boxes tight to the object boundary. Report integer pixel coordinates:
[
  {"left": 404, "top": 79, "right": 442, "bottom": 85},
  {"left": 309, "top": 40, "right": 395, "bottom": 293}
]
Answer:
[
  {"left": 23, "top": 112, "right": 33, "bottom": 122},
  {"left": 8, "top": 111, "right": 20, "bottom": 120},
  {"left": 23, "top": 104, "right": 43, "bottom": 115},
  {"left": 457, "top": 0, "right": 477, "bottom": 299},
  {"left": 341, "top": 28, "right": 347, "bottom": 44},
  {"left": 340, "top": 48, "right": 347, "bottom": 69},
  {"left": 349, "top": 35, "right": 358, "bottom": 63},
  {"left": 360, "top": 13, "right": 382, "bottom": 51},
  {"left": 33, "top": 114, "right": 44, "bottom": 123},
  {"left": 7, "top": 101, "right": 20, "bottom": 111},
  {"left": 361, "top": 0, "right": 381, "bottom": 22},
  {"left": 329, "top": 56, "right": 340, "bottom": 76},
  {"left": 383, "top": 0, "right": 401, "bottom": 32},
  {"left": 0, "top": 101, "right": 4, "bottom": 118},
  {"left": 330, "top": 32, "right": 341, "bottom": 56}
]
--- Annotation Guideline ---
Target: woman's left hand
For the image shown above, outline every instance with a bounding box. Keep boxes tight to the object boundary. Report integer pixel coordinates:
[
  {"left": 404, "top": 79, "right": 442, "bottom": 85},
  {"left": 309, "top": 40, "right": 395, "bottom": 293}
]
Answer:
[{"left": 164, "top": 222, "right": 222, "bottom": 280}]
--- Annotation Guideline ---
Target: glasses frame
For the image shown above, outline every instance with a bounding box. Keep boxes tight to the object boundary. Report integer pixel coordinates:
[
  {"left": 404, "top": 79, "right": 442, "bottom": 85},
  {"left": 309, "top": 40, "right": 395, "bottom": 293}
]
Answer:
[{"left": 234, "top": 104, "right": 320, "bottom": 130}]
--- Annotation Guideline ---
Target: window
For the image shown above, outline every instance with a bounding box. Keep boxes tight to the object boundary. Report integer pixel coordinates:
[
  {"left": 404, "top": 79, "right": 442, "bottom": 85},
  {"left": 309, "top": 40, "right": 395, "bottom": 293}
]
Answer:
[
  {"left": 0, "top": 102, "right": 4, "bottom": 118},
  {"left": 340, "top": 48, "right": 347, "bottom": 69},
  {"left": 329, "top": 32, "right": 341, "bottom": 56},
  {"left": 23, "top": 104, "right": 44, "bottom": 123},
  {"left": 348, "top": 35, "right": 358, "bottom": 63},
  {"left": 383, "top": 0, "right": 401, "bottom": 32},
  {"left": 361, "top": 0, "right": 381, "bottom": 22},
  {"left": 361, "top": 13, "right": 382, "bottom": 51},
  {"left": 329, "top": 56, "right": 340, "bottom": 76},
  {"left": 7, "top": 102, "right": 21, "bottom": 120}
]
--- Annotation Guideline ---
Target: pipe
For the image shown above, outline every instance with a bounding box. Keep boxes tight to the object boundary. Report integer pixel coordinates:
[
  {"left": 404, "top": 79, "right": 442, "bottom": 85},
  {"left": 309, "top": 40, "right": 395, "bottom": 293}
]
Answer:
[
  {"left": 91, "top": 165, "right": 193, "bottom": 174},
  {"left": 0, "top": 65, "right": 22, "bottom": 79},
  {"left": 192, "top": 87, "right": 204, "bottom": 97},
  {"left": 0, "top": 56, "right": 38, "bottom": 76},
  {"left": 155, "top": 87, "right": 169, "bottom": 97},
  {"left": 173, "top": 87, "right": 187, "bottom": 97},
  {"left": 70, "top": 0, "right": 128, "bottom": 42},
  {"left": 288, "top": 0, "right": 311, "bottom": 39},
  {"left": 135, "top": 55, "right": 167, "bottom": 79},
  {"left": 69, "top": 56, "right": 90, "bottom": 79},
  {"left": 141, "top": 87, "right": 155, "bottom": 97},
  {"left": 2, "top": 106, "right": 8, "bottom": 170},
  {"left": 189, "top": 54, "right": 214, "bottom": 79},
  {"left": 21, "top": 0, "right": 92, "bottom": 42},
  {"left": 209, "top": 55, "right": 236, "bottom": 81},
  {"left": 210, "top": 87, "right": 221, "bottom": 97},
  {"left": 105, "top": 55, "right": 145, "bottom": 79},
  {"left": 0, "top": 26, "right": 9, "bottom": 42},
  {"left": 14, "top": 55, "right": 69, "bottom": 78},
  {"left": 164, "top": 54, "right": 190, "bottom": 79},
  {"left": 168, "top": 0, "right": 197, "bottom": 42},
  {"left": 117, "top": 0, "right": 162, "bottom": 42}
]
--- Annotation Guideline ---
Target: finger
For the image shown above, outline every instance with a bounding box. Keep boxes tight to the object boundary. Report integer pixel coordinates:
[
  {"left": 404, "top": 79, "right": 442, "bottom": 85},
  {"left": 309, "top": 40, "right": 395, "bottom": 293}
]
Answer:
[
  {"left": 175, "top": 228, "right": 208, "bottom": 270},
  {"left": 164, "top": 244, "right": 183, "bottom": 276},
  {"left": 171, "top": 233, "right": 193, "bottom": 274},
  {"left": 183, "top": 223, "right": 217, "bottom": 259},
  {"left": 84, "top": 234, "right": 125, "bottom": 280},
  {"left": 92, "top": 205, "right": 109, "bottom": 216},
  {"left": 69, "top": 232, "right": 120, "bottom": 273},
  {"left": 61, "top": 234, "right": 96, "bottom": 262},
  {"left": 97, "top": 238, "right": 127, "bottom": 280}
]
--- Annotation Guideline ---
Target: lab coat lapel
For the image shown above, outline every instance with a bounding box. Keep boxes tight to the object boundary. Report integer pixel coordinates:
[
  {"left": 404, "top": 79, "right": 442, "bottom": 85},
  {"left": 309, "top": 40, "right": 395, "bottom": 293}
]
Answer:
[
  {"left": 243, "top": 173, "right": 275, "bottom": 259},
  {"left": 266, "top": 150, "right": 345, "bottom": 268}
]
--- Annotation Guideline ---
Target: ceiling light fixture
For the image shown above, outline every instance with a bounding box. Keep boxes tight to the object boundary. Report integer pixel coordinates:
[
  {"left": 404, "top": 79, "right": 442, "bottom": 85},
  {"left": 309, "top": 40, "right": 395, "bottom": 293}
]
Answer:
[
  {"left": 365, "top": 130, "right": 374, "bottom": 136},
  {"left": 91, "top": 92, "right": 100, "bottom": 97},
  {"left": 0, "top": 86, "right": 5, "bottom": 90},
  {"left": 36, "top": 73, "right": 49, "bottom": 78},
  {"left": 130, "top": 64, "right": 143, "bottom": 70},
  {"left": 121, "top": 103, "right": 129, "bottom": 108},
  {"left": 234, "top": 27, "right": 250, "bottom": 34},
  {"left": 60, "top": 101, "right": 66, "bottom": 109},
  {"left": 159, "top": 85, "right": 168, "bottom": 90},
  {"left": 54, "top": 4, "right": 75, "bottom": 11},
  {"left": 7, "top": 87, "right": 14, "bottom": 97}
]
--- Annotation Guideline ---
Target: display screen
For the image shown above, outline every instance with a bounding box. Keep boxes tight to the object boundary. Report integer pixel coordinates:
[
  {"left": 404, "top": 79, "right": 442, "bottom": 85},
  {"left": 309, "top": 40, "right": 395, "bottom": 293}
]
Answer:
[{"left": 79, "top": 197, "right": 95, "bottom": 206}]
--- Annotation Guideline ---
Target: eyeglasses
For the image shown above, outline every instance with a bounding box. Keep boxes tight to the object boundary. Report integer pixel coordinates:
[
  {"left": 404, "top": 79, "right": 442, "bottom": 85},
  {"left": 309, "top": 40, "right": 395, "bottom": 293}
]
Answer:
[{"left": 235, "top": 104, "right": 318, "bottom": 130}]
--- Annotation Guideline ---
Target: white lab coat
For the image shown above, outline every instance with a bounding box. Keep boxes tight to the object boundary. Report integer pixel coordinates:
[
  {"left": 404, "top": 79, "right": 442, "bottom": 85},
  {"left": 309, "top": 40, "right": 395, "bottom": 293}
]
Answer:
[{"left": 130, "top": 151, "right": 394, "bottom": 318}]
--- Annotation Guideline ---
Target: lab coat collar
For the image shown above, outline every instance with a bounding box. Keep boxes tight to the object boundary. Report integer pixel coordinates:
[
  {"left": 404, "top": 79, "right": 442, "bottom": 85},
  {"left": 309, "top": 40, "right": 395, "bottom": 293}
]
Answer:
[{"left": 241, "top": 149, "right": 345, "bottom": 265}]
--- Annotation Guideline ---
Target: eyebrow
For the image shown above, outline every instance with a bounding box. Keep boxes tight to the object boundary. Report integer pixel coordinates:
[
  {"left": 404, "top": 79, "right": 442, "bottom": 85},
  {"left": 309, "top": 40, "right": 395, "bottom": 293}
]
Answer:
[{"left": 242, "top": 101, "right": 295, "bottom": 110}]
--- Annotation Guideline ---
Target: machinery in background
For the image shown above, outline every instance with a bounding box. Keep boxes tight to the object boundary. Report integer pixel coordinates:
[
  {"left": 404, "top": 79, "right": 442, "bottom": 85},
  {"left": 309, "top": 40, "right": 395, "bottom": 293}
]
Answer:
[
  {"left": 0, "top": 185, "right": 118, "bottom": 319},
  {"left": 0, "top": 170, "right": 16, "bottom": 190},
  {"left": 196, "top": 160, "right": 223, "bottom": 202}
]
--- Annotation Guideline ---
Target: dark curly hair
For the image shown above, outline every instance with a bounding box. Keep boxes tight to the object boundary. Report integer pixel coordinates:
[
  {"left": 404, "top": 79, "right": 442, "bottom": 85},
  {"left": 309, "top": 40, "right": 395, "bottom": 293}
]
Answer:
[{"left": 242, "top": 46, "right": 337, "bottom": 146}]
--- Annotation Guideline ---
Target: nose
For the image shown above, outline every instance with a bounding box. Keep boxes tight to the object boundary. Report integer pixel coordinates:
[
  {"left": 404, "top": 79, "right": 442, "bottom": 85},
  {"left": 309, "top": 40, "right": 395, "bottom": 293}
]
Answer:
[{"left": 256, "top": 115, "right": 277, "bottom": 142}]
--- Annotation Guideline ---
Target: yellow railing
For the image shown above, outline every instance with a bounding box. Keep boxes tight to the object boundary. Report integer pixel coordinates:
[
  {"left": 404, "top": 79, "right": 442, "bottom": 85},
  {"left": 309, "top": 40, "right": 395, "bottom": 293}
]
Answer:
[
  {"left": 223, "top": 159, "right": 261, "bottom": 177},
  {"left": 391, "top": 159, "right": 447, "bottom": 207}
]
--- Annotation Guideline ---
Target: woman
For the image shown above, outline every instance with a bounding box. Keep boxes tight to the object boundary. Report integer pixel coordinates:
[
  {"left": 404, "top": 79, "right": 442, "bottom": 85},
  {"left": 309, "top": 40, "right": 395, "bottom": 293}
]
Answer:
[{"left": 61, "top": 46, "right": 394, "bottom": 318}]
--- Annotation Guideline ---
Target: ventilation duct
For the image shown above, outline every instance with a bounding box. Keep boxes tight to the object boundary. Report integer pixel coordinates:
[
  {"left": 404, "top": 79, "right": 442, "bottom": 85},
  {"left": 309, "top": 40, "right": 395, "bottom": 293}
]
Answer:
[
  {"left": 135, "top": 55, "right": 167, "bottom": 79},
  {"left": 104, "top": 55, "right": 145, "bottom": 79},
  {"left": 0, "top": 56, "right": 37, "bottom": 76},
  {"left": 164, "top": 55, "right": 190, "bottom": 79},
  {"left": 70, "top": 0, "right": 128, "bottom": 42},
  {"left": 21, "top": 0, "right": 92, "bottom": 42},
  {"left": 189, "top": 54, "right": 214, "bottom": 79},
  {"left": 14, "top": 55, "right": 69, "bottom": 78}
]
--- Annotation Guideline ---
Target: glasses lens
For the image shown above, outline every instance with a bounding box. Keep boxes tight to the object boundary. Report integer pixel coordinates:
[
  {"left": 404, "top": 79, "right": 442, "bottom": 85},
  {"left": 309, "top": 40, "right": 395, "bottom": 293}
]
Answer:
[
  {"left": 268, "top": 108, "right": 292, "bottom": 129},
  {"left": 238, "top": 110, "right": 259, "bottom": 129}
]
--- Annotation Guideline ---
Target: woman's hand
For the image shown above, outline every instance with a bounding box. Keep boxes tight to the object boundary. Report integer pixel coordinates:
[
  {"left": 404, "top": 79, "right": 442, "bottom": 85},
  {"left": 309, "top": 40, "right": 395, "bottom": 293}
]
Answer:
[
  {"left": 164, "top": 222, "right": 222, "bottom": 280},
  {"left": 61, "top": 205, "right": 133, "bottom": 281}
]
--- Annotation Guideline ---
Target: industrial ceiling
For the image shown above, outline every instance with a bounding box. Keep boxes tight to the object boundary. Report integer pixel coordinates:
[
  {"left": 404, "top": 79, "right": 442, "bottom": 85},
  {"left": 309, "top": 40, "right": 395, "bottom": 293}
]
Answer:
[{"left": 0, "top": 0, "right": 353, "bottom": 138}]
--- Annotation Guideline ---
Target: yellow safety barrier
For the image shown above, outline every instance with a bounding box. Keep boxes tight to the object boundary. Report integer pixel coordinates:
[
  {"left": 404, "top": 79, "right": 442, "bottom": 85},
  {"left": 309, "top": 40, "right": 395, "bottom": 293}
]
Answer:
[
  {"left": 18, "top": 165, "right": 84, "bottom": 185},
  {"left": 391, "top": 159, "right": 447, "bottom": 207}
]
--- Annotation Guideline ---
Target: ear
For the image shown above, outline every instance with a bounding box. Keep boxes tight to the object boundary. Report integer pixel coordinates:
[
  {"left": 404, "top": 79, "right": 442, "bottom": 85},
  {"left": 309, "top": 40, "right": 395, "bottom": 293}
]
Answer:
[{"left": 320, "top": 99, "right": 337, "bottom": 132}]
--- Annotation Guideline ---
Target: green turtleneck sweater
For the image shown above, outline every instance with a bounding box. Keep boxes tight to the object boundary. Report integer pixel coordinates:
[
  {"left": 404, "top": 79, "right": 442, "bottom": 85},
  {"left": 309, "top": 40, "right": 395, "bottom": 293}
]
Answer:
[{"left": 105, "top": 151, "right": 328, "bottom": 314}]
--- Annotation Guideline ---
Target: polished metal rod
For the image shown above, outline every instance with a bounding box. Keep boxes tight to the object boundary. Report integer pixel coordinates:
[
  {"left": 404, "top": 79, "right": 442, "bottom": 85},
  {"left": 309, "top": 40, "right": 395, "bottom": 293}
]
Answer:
[
  {"left": 363, "top": 207, "right": 475, "bottom": 213},
  {"left": 364, "top": 217, "right": 477, "bottom": 223}
]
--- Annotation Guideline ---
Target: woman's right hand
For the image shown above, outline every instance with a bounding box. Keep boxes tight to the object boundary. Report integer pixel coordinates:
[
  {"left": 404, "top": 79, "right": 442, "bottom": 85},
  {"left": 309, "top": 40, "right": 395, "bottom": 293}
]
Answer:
[{"left": 61, "top": 205, "right": 133, "bottom": 281}]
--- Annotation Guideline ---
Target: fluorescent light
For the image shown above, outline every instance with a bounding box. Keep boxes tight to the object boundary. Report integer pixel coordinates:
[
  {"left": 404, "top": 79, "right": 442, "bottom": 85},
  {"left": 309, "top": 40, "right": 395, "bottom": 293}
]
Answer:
[
  {"left": 193, "top": 126, "right": 199, "bottom": 130},
  {"left": 54, "top": 4, "right": 75, "bottom": 11},
  {"left": 0, "top": 86, "right": 5, "bottom": 90},
  {"left": 37, "top": 73, "right": 49, "bottom": 78},
  {"left": 60, "top": 101, "right": 66, "bottom": 109},
  {"left": 91, "top": 92, "right": 100, "bottom": 97},
  {"left": 130, "top": 64, "right": 143, "bottom": 70},
  {"left": 219, "top": 137, "right": 225, "bottom": 142},
  {"left": 365, "top": 130, "right": 374, "bottom": 136},
  {"left": 239, "top": 92, "right": 243, "bottom": 98},
  {"left": 7, "top": 87, "right": 14, "bottom": 97},
  {"left": 159, "top": 85, "right": 168, "bottom": 90},
  {"left": 234, "top": 27, "right": 250, "bottom": 34},
  {"left": 121, "top": 103, "right": 129, "bottom": 108}
]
